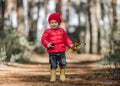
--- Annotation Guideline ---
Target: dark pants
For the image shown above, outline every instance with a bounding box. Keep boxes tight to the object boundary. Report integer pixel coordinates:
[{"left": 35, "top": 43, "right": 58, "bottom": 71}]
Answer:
[{"left": 49, "top": 52, "right": 66, "bottom": 69}]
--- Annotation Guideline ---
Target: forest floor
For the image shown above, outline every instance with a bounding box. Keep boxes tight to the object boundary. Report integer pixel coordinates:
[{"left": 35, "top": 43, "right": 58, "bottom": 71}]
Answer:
[{"left": 0, "top": 53, "right": 120, "bottom": 86}]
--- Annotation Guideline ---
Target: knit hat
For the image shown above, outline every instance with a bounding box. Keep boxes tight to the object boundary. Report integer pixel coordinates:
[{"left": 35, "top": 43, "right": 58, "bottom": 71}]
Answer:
[{"left": 48, "top": 12, "right": 62, "bottom": 24}]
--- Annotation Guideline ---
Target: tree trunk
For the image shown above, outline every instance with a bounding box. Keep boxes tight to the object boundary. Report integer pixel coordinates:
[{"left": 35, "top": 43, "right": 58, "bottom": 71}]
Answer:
[
  {"left": 95, "top": 0, "right": 101, "bottom": 54},
  {"left": 16, "top": 0, "right": 25, "bottom": 35},
  {"left": 111, "top": 0, "right": 117, "bottom": 52},
  {"left": 89, "top": 0, "right": 99, "bottom": 54},
  {"left": 55, "top": 0, "right": 62, "bottom": 13},
  {"left": 65, "top": 0, "right": 71, "bottom": 30},
  {"left": 0, "top": 0, "right": 6, "bottom": 30},
  {"left": 86, "top": 11, "right": 91, "bottom": 53},
  {"left": 88, "top": 0, "right": 93, "bottom": 53},
  {"left": 23, "top": 0, "right": 29, "bottom": 36}
]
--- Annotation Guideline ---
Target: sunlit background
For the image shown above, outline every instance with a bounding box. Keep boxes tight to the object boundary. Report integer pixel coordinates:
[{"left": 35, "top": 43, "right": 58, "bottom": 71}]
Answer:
[
  {"left": 0, "top": 0, "right": 120, "bottom": 85},
  {"left": 0, "top": 0, "right": 120, "bottom": 68}
]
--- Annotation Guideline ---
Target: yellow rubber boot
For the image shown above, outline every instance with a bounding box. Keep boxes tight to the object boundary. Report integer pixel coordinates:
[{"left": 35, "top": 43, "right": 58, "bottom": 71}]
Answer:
[
  {"left": 50, "top": 70, "right": 56, "bottom": 82},
  {"left": 60, "top": 68, "right": 65, "bottom": 81}
]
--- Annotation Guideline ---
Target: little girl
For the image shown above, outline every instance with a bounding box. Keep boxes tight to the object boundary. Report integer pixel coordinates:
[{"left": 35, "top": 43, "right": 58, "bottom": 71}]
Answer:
[{"left": 41, "top": 12, "right": 73, "bottom": 82}]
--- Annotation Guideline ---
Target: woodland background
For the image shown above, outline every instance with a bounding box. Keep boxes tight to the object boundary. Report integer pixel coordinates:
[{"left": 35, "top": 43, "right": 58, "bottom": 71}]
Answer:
[
  {"left": 0, "top": 0, "right": 120, "bottom": 86},
  {"left": 0, "top": 0, "right": 120, "bottom": 66}
]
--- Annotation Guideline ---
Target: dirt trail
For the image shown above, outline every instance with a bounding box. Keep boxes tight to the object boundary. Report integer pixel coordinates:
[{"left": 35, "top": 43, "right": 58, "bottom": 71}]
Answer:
[{"left": 0, "top": 53, "right": 119, "bottom": 86}]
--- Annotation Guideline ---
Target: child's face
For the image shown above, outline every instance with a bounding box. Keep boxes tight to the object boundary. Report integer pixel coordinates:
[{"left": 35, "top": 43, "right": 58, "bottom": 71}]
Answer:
[{"left": 49, "top": 20, "right": 59, "bottom": 29}]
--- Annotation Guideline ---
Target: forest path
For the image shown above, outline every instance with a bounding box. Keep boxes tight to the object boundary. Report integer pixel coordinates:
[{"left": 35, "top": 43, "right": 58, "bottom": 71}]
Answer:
[{"left": 0, "top": 53, "right": 119, "bottom": 86}]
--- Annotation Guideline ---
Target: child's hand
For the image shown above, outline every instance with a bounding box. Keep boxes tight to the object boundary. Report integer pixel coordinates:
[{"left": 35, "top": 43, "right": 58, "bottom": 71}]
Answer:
[
  {"left": 70, "top": 44, "right": 77, "bottom": 51},
  {"left": 67, "top": 42, "right": 86, "bottom": 51},
  {"left": 70, "top": 44, "right": 74, "bottom": 48},
  {"left": 47, "top": 43, "right": 54, "bottom": 48}
]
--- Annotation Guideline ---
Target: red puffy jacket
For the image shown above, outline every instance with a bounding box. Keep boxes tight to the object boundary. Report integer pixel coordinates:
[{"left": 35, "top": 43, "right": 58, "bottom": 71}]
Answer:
[{"left": 41, "top": 28, "right": 73, "bottom": 53}]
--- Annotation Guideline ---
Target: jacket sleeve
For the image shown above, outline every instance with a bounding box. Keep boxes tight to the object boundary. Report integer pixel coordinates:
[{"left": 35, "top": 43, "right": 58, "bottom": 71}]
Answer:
[
  {"left": 63, "top": 30, "right": 73, "bottom": 47},
  {"left": 41, "top": 30, "right": 49, "bottom": 48}
]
